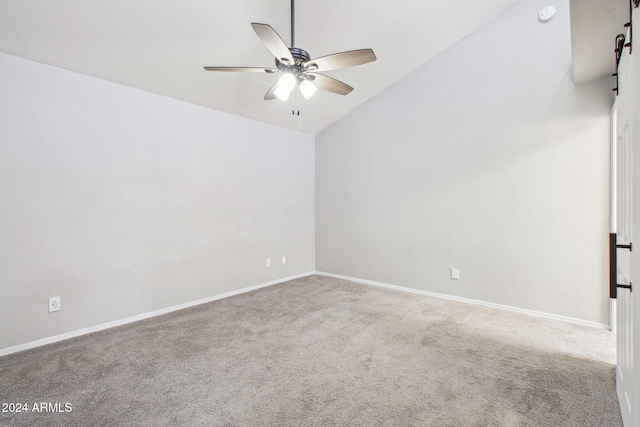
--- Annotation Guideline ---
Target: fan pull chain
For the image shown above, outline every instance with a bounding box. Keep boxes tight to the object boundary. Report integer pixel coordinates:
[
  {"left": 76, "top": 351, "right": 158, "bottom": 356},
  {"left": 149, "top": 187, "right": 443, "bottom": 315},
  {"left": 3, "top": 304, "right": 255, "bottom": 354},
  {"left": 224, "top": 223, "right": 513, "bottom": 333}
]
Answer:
[{"left": 292, "top": 81, "right": 300, "bottom": 115}]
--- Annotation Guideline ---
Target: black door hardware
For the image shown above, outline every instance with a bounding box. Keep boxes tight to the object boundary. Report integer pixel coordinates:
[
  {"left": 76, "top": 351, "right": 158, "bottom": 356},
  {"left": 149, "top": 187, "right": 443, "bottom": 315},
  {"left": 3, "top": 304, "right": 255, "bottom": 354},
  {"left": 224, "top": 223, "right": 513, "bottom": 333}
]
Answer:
[
  {"left": 617, "top": 242, "right": 633, "bottom": 251},
  {"left": 617, "top": 283, "right": 633, "bottom": 292}
]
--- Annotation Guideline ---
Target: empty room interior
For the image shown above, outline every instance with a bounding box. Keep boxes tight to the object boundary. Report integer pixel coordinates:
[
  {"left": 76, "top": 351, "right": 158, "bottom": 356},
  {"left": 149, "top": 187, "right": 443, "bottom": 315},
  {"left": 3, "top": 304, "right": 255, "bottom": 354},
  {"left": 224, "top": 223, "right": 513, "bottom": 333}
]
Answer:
[{"left": 1, "top": 0, "right": 639, "bottom": 426}]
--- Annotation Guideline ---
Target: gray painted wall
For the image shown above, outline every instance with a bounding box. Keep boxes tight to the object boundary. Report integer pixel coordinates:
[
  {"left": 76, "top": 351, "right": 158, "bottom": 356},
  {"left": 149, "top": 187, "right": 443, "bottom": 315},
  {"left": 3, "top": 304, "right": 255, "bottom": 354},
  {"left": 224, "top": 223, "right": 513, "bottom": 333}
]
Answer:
[
  {"left": 0, "top": 52, "right": 315, "bottom": 350},
  {"left": 0, "top": 0, "right": 618, "bottom": 352},
  {"left": 316, "top": 0, "right": 613, "bottom": 324}
]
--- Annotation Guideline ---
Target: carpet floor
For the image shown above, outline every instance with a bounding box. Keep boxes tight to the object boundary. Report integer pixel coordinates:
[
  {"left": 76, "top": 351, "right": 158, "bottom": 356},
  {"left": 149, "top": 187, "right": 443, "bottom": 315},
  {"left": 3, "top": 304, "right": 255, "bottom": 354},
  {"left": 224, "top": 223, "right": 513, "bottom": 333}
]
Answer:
[{"left": 0, "top": 275, "right": 622, "bottom": 426}]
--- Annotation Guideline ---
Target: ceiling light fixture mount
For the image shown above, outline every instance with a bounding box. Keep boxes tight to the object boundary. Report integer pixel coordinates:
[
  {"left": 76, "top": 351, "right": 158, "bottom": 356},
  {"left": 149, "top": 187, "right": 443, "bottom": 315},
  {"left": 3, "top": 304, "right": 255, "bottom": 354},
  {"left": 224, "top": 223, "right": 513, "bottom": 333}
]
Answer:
[{"left": 203, "top": 0, "right": 376, "bottom": 103}]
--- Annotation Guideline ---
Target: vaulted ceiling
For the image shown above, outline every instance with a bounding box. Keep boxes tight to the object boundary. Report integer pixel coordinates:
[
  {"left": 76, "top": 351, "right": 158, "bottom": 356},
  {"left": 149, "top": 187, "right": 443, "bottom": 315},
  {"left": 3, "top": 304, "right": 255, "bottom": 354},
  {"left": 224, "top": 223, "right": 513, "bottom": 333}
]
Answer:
[{"left": 0, "top": 0, "right": 630, "bottom": 134}]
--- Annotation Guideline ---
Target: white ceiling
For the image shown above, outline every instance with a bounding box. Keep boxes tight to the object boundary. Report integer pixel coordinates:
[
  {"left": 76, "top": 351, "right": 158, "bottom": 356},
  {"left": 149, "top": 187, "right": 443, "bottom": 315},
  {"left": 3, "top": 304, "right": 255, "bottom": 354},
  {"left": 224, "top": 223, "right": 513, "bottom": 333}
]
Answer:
[
  {"left": 0, "top": 0, "right": 524, "bottom": 134},
  {"left": 0, "top": 1, "right": 629, "bottom": 134}
]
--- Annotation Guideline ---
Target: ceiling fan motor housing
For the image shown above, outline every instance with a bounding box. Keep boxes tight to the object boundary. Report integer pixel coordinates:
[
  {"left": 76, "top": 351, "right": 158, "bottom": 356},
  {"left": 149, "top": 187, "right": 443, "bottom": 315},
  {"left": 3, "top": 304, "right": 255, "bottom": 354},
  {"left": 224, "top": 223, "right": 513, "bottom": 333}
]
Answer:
[{"left": 276, "top": 47, "right": 311, "bottom": 69}]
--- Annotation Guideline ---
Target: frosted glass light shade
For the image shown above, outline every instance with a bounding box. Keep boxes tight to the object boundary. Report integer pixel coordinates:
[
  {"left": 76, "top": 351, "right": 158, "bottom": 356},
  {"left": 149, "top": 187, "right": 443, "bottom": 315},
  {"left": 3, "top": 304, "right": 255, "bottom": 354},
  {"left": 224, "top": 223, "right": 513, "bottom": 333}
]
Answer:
[
  {"left": 274, "top": 73, "right": 296, "bottom": 101},
  {"left": 299, "top": 79, "right": 317, "bottom": 99}
]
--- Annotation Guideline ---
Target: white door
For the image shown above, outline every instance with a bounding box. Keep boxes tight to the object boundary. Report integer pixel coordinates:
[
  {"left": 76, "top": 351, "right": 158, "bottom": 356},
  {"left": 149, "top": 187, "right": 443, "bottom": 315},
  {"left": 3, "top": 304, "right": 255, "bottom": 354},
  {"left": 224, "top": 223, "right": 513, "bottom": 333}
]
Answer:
[{"left": 614, "top": 97, "right": 634, "bottom": 427}]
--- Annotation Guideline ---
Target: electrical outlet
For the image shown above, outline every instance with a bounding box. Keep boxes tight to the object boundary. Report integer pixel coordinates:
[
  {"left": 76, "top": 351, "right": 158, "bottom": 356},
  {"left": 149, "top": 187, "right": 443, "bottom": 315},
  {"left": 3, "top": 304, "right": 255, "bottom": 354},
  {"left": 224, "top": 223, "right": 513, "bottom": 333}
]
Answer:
[
  {"left": 266, "top": 259, "right": 271, "bottom": 268},
  {"left": 451, "top": 268, "right": 460, "bottom": 280},
  {"left": 49, "top": 296, "right": 61, "bottom": 312},
  {"left": 282, "top": 256, "right": 286, "bottom": 264}
]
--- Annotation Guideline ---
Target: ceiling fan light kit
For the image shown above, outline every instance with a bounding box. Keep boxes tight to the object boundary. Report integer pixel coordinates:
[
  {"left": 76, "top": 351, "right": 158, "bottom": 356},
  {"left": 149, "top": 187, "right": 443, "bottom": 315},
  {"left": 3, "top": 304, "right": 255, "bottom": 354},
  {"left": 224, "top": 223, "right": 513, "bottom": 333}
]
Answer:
[
  {"left": 299, "top": 79, "right": 317, "bottom": 99},
  {"left": 274, "top": 73, "right": 297, "bottom": 101},
  {"left": 203, "top": 0, "right": 376, "bottom": 104}
]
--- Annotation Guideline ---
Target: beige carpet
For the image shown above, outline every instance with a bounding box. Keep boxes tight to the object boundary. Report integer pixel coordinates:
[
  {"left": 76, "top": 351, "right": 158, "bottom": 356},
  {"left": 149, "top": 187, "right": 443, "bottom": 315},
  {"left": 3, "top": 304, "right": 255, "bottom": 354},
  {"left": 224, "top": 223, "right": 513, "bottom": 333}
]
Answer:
[{"left": 0, "top": 275, "right": 622, "bottom": 426}]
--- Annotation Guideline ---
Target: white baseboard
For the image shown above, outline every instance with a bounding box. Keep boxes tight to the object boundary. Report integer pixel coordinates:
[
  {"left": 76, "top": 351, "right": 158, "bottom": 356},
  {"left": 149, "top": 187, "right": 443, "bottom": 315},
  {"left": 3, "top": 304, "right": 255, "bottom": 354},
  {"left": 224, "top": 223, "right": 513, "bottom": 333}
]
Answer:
[
  {"left": 0, "top": 272, "right": 315, "bottom": 357},
  {"left": 1, "top": 270, "right": 609, "bottom": 357},
  {"left": 315, "top": 271, "right": 610, "bottom": 330}
]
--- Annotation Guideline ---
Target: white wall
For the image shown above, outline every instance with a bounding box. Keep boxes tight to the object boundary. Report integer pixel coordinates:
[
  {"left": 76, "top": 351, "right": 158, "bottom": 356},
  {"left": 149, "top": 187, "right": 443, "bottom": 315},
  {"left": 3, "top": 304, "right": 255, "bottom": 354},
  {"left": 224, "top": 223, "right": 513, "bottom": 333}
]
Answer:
[
  {"left": 0, "top": 0, "right": 618, "bottom": 352},
  {"left": 316, "top": 0, "right": 613, "bottom": 324},
  {"left": 0, "top": 52, "right": 315, "bottom": 350}
]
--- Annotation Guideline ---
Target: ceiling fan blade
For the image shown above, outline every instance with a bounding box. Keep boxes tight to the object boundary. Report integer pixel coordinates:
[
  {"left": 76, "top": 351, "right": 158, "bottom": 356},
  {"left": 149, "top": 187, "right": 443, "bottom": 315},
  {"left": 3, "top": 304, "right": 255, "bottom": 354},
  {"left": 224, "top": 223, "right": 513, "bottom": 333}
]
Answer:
[
  {"left": 304, "top": 49, "right": 376, "bottom": 72},
  {"left": 307, "top": 73, "right": 353, "bottom": 96},
  {"left": 251, "top": 23, "right": 294, "bottom": 65},
  {"left": 204, "top": 66, "right": 278, "bottom": 73},
  {"left": 264, "top": 81, "right": 278, "bottom": 100}
]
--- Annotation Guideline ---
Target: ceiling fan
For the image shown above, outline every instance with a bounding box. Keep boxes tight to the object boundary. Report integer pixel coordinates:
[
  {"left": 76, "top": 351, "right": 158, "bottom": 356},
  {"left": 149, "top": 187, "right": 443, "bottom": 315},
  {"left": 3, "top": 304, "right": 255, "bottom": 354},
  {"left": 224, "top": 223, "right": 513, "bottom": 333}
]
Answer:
[{"left": 203, "top": 0, "right": 376, "bottom": 102}]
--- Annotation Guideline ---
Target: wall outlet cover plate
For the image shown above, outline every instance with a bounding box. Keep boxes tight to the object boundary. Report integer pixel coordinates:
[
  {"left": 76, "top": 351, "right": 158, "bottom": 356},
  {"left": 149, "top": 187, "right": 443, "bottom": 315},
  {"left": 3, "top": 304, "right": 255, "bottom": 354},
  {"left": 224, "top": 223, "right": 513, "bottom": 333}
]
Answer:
[{"left": 49, "top": 296, "right": 61, "bottom": 312}]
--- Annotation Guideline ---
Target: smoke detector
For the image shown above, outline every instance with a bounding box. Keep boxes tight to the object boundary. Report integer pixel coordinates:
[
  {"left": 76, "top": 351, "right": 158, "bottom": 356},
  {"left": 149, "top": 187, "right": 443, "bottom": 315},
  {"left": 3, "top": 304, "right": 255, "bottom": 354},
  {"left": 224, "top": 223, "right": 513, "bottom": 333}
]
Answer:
[{"left": 539, "top": 6, "right": 556, "bottom": 22}]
